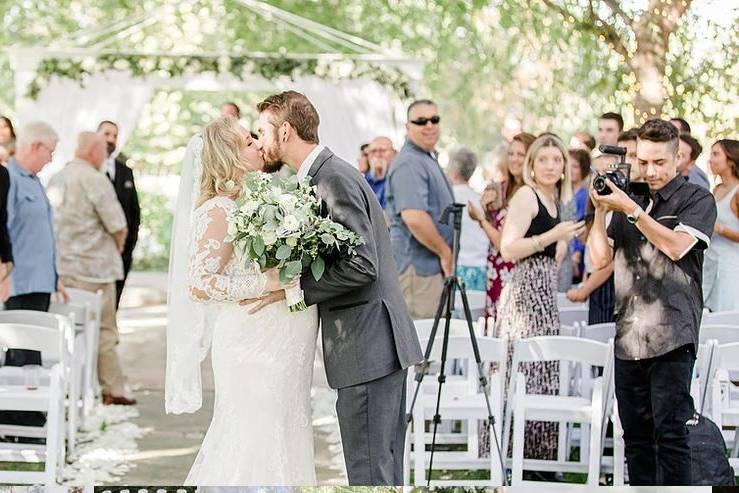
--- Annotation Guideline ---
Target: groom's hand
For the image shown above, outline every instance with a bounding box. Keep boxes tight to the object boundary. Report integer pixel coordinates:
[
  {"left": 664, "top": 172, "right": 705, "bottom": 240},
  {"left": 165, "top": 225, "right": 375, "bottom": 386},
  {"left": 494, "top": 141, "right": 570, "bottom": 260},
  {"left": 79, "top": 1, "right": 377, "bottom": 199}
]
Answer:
[{"left": 240, "top": 289, "right": 286, "bottom": 314}]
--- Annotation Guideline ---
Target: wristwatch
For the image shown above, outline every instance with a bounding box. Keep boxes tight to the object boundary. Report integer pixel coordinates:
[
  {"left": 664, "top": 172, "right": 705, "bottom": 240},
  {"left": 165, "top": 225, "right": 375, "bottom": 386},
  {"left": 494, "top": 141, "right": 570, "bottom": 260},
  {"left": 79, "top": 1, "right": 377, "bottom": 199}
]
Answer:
[{"left": 626, "top": 205, "right": 643, "bottom": 224}]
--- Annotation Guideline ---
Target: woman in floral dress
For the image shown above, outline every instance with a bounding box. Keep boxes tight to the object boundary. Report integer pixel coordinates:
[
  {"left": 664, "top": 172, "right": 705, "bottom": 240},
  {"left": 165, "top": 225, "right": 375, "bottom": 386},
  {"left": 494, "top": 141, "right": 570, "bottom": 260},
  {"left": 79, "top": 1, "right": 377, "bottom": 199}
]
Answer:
[{"left": 469, "top": 133, "right": 536, "bottom": 334}]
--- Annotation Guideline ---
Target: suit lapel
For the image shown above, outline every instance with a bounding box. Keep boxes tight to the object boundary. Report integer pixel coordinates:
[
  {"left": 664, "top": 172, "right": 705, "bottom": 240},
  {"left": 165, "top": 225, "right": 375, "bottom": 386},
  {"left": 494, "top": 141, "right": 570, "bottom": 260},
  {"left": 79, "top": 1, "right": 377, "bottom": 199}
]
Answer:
[{"left": 307, "top": 147, "right": 334, "bottom": 179}]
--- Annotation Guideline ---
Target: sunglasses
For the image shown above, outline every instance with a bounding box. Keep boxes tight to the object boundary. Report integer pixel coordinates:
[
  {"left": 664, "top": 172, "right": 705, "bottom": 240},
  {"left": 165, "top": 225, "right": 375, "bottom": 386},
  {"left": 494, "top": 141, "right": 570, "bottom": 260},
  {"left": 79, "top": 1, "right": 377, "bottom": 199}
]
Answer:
[{"left": 409, "top": 115, "right": 441, "bottom": 126}]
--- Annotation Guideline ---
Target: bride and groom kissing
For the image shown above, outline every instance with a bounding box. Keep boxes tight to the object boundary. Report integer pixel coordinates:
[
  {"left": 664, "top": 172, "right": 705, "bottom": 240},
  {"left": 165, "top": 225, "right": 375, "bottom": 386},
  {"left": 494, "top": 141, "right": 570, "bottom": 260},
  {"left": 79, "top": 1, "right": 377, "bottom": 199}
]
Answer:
[{"left": 165, "top": 90, "right": 423, "bottom": 485}]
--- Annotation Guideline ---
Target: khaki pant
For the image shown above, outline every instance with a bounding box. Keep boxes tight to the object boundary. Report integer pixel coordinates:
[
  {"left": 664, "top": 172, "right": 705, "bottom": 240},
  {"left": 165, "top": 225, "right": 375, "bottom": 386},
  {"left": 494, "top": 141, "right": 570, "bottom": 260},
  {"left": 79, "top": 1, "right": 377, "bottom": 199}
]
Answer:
[
  {"left": 398, "top": 265, "right": 444, "bottom": 320},
  {"left": 61, "top": 277, "right": 125, "bottom": 396}
]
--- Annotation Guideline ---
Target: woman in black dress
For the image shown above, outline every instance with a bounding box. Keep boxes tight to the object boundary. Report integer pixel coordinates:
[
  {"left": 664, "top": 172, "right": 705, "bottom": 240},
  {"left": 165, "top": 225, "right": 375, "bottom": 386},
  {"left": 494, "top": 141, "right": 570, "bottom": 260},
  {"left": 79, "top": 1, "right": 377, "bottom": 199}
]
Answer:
[
  {"left": 497, "top": 135, "right": 585, "bottom": 460},
  {"left": 0, "top": 162, "right": 14, "bottom": 301}
]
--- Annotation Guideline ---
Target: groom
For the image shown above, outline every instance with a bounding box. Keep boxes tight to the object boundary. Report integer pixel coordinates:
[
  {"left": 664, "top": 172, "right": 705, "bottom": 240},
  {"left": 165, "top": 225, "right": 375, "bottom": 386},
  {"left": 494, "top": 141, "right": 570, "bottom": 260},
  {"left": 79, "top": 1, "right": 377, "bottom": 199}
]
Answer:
[{"left": 253, "top": 91, "right": 423, "bottom": 485}]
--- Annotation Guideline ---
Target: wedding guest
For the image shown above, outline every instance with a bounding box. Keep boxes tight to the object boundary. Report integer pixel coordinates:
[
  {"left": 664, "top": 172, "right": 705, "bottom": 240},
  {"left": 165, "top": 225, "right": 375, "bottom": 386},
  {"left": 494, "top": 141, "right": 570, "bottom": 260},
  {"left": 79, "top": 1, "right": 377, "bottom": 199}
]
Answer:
[
  {"left": 5, "top": 122, "right": 67, "bottom": 311},
  {"left": 98, "top": 120, "right": 141, "bottom": 308},
  {"left": 48, "top": 132, "right": 134, "bottom": 406},
  {"left": 670, "top": 117, "right": 691, "bottom": 134},
  {"left": 365, "top": 136, "right": 396, "bottom": 209},
  {"left": 220, "top": 102, "right": 241, "bottom": 119},
  {"left": 568, "top": 149, "right": 591, "bottom": 282},
  {"left": 469, "top": 132, "right": 535, "bottom": 331},
  {"left": 447, "top": 145, "right": 487, "bottom": 290},
  {"left": 677, "top": 133, "right": 709, "bottom": 189},
  {"left": 0, "top": 145, "right": 9, "bottom": 165},
  {"left": 386, "top": 99, "right": 453, "bottom": 319},
  {"left": 497, "top": 135, "right": 584, "bottom": 462},
  {"left": 598, "top": 112, "right": 624, "bottom": 147},
  {"left": 567, "top": 130, "right": 637, "bottom": 321},
  {"left": 357, "top": 143, "right": 370, "bottom": 174},
  {"left": 703, "top": 139, "right": 739, "bottom": 312},
  {"left": 0, "top": 161, "right": 13, "bottom": 302},
  {"left": 571, "top": 131, "right": 596, "bottom": 152},
  {"left": 0, "top": 116, "right": 16, "bottom": 156}
]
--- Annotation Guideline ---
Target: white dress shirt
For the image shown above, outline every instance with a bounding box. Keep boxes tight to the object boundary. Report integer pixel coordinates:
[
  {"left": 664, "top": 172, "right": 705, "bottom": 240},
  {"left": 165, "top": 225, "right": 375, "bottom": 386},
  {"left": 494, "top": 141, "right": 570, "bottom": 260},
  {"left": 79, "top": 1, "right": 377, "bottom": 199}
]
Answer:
[
  {"left": 296, "top": 145, "right": 325, "bottom": 180},
  {"left": 105, "top": 156, "right": 116, "bottom": 181}
]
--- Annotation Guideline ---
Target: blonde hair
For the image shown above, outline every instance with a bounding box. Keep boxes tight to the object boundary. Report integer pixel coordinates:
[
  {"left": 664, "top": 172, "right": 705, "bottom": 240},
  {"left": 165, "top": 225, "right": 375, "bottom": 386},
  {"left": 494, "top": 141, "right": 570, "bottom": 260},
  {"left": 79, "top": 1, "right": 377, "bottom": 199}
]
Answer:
[
  {"left": 522, "top": 135, "right": 573, "bottom": 204},
  {"left": 198, "top": 116, "right": 250, "bottom": 207}
]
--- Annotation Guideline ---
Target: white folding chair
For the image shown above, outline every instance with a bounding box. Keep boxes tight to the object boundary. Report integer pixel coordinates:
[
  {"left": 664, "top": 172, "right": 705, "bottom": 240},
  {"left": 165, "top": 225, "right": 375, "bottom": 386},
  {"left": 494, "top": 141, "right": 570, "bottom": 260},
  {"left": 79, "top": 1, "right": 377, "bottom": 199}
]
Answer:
[
  {"left": 62, "top": 288, "right": 103, "bottom": 397},
  {"left": 557, "top": 292, "right": 586, "bottom": 309},
  {"left": 703, "top": 311, "right": 739, "bottom": 326},
  {"left": 49, "top": 300, "right": 98, "bottom": 416},
  {"left": 708, "top": 342, "right": 739, "bottom": 471},
  {"left": 504, "top": 336, "right": 614, "bottom": 485},
  {"left": 0, "top": 311, "right": 81, "bottom": 458},
  {"left": 558, "top": 306, "right": 589, "bottom": 327},
  {"left": 0, "top": 323, "right": 69, "bottom": 484},
  {"left": 407, "top": 334, "right": 506, "bottom": 486},
  {"left": 699, "top": 324, "right": 739, "bottom": 345},
  {"left": 454, "top": 290, "right": 486, "bottom": 320},
  {"left": 0, "top": 364, "right": 64, "bottom": 485}
]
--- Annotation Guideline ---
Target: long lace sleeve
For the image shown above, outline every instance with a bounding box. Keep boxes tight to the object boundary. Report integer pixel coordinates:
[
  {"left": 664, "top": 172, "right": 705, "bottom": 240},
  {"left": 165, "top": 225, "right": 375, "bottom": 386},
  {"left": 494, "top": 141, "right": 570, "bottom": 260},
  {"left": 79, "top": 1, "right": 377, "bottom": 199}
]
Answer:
[{"left": 188, "top": 200, "right": 266, "bottom": 302}]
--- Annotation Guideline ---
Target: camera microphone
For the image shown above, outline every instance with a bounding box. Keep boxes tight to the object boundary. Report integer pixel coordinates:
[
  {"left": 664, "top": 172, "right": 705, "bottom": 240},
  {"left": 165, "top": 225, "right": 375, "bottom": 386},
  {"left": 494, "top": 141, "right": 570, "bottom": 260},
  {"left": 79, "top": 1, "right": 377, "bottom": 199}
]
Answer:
[{"left": 599, "top": 144, "right": 627, "bottom": 156}]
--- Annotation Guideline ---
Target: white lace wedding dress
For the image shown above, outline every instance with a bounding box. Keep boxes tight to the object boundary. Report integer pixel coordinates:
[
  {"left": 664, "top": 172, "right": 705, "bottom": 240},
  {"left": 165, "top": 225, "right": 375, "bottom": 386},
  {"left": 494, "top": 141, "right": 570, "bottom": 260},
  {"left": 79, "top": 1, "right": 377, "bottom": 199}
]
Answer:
[{"left": 184, "top": 196, "right": 319, "bottom": 485}]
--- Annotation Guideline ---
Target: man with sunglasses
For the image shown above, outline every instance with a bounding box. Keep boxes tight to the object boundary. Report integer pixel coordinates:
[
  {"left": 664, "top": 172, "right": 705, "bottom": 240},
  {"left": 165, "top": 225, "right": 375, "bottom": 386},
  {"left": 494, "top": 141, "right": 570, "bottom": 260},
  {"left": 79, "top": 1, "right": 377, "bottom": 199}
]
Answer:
[{"left": 386, "top": 99, "right": 454, "bottom": 319}]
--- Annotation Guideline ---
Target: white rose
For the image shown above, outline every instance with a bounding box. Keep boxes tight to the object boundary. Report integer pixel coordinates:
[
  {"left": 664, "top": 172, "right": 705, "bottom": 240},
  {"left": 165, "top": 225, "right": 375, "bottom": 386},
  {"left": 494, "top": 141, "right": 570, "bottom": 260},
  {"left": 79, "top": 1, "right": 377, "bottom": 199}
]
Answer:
[
  {"left": 262, "top": 230, "right": 278, "bottom": 246},
  {"left": 286, "top": 236, "right": 298, "bottom": 247},
  {"left": 241, "top": 201, "right": 259, "bottom": 216},
  {"left": 283, "top": 215, "right": 300, "bottom": 232},
  {"left": 279, "top": 193, "right": 298, "bottom": 211}
]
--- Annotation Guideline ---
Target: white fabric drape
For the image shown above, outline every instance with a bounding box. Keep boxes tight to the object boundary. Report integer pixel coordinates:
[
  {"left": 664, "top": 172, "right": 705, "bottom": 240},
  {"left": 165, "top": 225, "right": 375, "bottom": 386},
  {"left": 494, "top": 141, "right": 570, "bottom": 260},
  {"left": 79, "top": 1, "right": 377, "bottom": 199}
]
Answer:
[
  {"left": 16, "top": 71, "right": 157, "bottom": 182},
  {"left": 15, "top": 69, "right": 404, "bottom": 181}
]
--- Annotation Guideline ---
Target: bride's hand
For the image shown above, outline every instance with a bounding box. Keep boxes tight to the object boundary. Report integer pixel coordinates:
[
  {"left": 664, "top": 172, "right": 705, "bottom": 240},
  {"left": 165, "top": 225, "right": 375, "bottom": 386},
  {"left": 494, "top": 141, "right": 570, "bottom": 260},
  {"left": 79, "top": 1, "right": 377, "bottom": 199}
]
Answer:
[
  {"left": 240, "top": 290, "right": 286, "bottom": 314},
  {"left": 263, "top": 268, "right": 282, "bottom": 292}
]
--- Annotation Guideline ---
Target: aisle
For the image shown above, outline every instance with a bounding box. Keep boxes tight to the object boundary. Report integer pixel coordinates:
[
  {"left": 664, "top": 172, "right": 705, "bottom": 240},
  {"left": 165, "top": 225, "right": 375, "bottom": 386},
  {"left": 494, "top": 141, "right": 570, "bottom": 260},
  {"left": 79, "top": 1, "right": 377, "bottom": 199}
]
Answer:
[{"left": 115, "top": 272, "right": 346, "bottom": 485}]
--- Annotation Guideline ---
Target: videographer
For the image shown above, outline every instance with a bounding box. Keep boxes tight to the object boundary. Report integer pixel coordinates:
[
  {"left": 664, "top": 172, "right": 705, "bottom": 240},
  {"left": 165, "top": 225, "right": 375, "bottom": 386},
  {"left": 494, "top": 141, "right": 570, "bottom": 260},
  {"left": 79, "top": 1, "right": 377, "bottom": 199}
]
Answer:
[{"left": 587, "top": 119, "right": 717, "bottom": 485}]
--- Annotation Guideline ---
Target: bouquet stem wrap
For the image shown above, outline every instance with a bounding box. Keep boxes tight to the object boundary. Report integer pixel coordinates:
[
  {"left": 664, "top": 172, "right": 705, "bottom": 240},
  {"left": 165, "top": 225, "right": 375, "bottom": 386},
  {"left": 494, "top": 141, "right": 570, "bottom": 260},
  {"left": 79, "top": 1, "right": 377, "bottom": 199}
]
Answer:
[{"left": 286, "top": 284, "right": 307, "bottom": 312}]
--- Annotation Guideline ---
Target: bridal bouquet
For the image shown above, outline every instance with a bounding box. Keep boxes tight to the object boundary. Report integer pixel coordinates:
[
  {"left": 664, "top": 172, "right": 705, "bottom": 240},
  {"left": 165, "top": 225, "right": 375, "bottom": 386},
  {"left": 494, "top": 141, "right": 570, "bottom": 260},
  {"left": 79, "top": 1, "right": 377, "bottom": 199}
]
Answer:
[{"left": 225, "top": 171, "right": 364, "bottom": 312}]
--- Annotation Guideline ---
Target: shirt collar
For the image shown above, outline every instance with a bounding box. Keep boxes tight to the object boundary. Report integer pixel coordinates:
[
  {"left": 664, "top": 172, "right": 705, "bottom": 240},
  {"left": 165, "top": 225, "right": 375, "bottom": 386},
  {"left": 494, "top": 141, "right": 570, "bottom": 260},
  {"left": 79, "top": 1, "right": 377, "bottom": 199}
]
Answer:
[
  {"left": 297, "top": 144, "right": 325, "bottom": 180},
  {"left": 655, "top": 174, "right": 685, "bottom": 202},
  {"left": 8, "top": 158, "right": 34, "bottom": 178},
  {"left": 403, "top": 138, "right": 437, "bottom": 159}
]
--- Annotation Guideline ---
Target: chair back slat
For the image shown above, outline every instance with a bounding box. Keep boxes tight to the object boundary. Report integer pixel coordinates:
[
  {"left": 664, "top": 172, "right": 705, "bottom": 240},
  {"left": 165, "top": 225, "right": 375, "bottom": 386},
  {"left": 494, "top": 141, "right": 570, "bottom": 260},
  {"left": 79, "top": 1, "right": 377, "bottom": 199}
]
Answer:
[
  {"left": 513, "top": 335, "right": 610, "bottom": 368},
  {"left": 699, "top": 325, "right": 739, "bottom": 345}
]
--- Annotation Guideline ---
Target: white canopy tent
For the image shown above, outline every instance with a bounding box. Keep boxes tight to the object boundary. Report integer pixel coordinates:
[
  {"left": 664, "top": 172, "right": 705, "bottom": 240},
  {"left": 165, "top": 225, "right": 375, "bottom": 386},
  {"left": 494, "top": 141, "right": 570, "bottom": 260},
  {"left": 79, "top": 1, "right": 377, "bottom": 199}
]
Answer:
[{"left": 7, "top": 0, "right": 423, "bottom": 178}]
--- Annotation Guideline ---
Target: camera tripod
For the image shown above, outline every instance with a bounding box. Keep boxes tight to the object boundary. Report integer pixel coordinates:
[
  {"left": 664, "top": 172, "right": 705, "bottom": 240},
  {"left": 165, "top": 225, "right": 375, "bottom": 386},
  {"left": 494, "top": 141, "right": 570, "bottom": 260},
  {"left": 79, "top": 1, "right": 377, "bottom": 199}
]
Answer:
[{"left": 405, "top": 203, "right": 507, "bottom": 486}]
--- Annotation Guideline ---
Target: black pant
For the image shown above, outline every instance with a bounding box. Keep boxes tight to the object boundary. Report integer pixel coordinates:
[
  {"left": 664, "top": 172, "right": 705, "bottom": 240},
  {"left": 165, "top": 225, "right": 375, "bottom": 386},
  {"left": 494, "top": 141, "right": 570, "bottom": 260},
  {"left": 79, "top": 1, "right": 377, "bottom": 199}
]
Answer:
[
  {"left": 115, "top": 253, "right": 133, "bottom": 309},
  {"left": 4, "top": 292, "right": 51, "bottom": 312},
  {"left": 615, "top": 344, "right": 695, "bottom": 485}
]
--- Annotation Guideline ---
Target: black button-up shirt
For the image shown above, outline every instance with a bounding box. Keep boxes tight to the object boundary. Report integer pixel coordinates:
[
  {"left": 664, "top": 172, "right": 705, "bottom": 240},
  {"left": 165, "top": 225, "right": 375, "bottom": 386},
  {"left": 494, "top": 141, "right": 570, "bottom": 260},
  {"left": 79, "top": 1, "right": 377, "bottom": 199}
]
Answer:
[{"left": 607, "top": 175, "right": 717, "bottom": 360}]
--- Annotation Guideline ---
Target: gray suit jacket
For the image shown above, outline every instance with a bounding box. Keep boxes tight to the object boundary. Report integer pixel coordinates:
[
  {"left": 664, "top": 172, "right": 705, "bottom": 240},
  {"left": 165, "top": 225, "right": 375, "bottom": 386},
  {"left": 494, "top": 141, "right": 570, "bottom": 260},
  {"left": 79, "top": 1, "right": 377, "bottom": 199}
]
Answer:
[{"left": 301, "top": 147, "right": 423, "bottom": 389}]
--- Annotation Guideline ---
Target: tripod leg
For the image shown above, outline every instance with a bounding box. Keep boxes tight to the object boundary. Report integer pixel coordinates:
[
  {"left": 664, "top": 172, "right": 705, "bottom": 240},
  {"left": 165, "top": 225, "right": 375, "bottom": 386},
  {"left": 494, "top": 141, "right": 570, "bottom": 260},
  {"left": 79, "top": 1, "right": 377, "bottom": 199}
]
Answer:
[
  {"left": 426, "top": 285, "right": 455, "bottom": 486},
  {"left": 405, "top": 277, "right": 453, "bottom": 428},
  {"left": 457, "top": 280, "right": 508, "bottom": 486}
]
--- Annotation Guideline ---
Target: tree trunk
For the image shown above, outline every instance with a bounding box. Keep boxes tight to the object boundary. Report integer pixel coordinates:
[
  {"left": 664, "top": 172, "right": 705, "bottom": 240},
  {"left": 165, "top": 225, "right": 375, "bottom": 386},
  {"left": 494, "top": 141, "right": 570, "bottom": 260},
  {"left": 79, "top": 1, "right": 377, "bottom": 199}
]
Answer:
[{"left": 630, "top": 31, "right": 668, "bottom": 124}]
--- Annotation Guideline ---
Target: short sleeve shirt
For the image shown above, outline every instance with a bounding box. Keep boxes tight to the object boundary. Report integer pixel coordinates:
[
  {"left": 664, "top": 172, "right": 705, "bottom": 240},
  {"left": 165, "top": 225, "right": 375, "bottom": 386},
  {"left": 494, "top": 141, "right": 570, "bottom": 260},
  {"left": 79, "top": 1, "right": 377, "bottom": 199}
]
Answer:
[
  {"left": 607, "top": 175, "right": 717, "bottom": 360},
  {"left": 47, "top": 159, "right": 127, "bottom": 283},
  {"left": 385, "top": 139, "right": 454, "bottom": 276}
]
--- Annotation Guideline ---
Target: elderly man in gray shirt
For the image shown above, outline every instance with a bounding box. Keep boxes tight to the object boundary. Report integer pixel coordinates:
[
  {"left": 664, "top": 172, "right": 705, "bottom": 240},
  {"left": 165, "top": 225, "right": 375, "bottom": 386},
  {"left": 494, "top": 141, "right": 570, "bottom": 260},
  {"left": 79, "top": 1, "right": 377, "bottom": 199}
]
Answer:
[{"left": 386, "top": 99, "right": 454, "bottom": 319}]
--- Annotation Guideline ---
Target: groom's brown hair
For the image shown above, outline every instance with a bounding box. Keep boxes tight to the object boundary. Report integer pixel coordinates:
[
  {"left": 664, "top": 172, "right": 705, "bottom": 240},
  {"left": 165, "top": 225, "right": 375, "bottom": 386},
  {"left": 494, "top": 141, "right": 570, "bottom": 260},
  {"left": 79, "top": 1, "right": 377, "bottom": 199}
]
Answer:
[{"left": 257, "top": 91, "right": 320, "bottom": 144}]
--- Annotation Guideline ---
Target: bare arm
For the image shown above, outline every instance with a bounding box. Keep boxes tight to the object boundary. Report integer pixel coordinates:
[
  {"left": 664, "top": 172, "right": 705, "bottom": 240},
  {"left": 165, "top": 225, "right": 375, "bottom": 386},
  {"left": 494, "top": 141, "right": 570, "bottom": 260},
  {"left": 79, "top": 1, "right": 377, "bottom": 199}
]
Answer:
[
  {"left": 500, "top": 187, "right": 584, "bottom": 262},
  {"left": 401, "top": 209, "right": 453, "bottom": 274},
  {"left": 113, "top": 227, "right": 128, "bottom": 254},
  {"left": 467, "top": 201, "right": 502, "bottom": 249},
  {"left": 587, "top": 203, "right": 614, "bottom": 271}
]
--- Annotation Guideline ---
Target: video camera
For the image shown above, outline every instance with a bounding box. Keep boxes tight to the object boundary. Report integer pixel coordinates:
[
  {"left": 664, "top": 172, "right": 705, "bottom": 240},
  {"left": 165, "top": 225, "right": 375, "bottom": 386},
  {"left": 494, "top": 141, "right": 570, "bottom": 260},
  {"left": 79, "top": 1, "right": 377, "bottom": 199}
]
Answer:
[{"left": 593, "top": 144, "right": 649, "bottom": 197}]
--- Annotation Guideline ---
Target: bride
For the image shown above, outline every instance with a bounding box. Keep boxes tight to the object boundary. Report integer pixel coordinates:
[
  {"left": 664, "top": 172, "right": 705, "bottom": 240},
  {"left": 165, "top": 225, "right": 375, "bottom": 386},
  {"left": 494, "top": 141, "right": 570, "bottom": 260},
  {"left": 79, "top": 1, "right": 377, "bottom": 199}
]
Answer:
[{"left": 164, "top": 116, "right": 319, "bottom": 485}]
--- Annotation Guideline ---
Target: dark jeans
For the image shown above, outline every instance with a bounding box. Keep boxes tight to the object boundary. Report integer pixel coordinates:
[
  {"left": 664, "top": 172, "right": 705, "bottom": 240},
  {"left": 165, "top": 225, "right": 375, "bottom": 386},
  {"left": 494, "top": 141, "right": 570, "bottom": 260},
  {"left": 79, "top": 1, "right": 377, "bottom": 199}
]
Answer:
[
  {"left": 4, "top": 292, "right": 51, "bottom": 312},
  {"left": 615, "top": 344, "right": 695, "bottom": 486}
]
